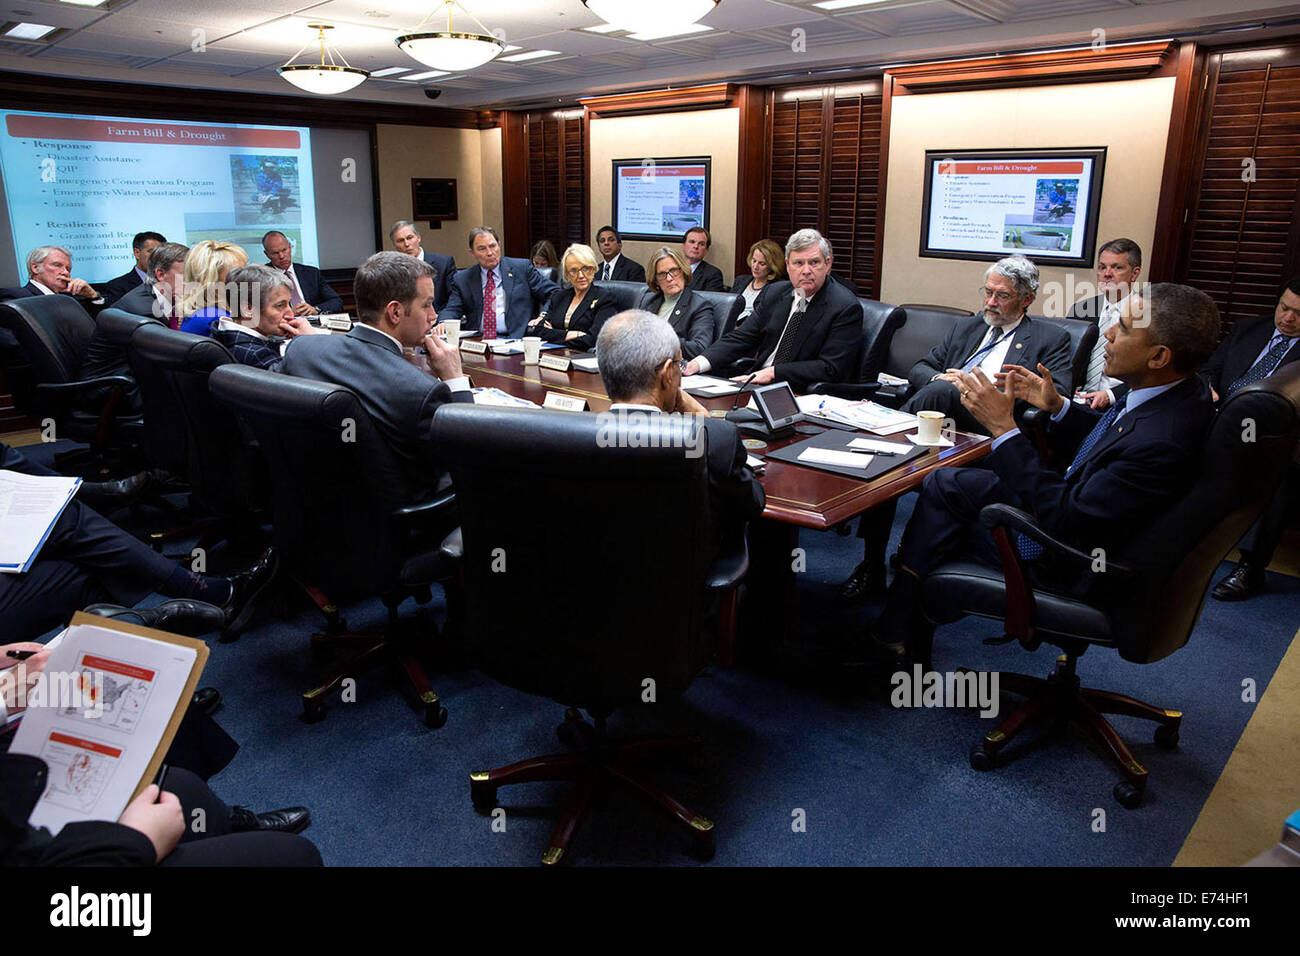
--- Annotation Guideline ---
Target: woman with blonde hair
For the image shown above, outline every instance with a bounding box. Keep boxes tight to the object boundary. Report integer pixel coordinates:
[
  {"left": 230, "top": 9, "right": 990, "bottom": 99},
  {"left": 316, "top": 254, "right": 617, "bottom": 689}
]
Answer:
[
  {"left": 637, "top": 246, "right": 714, "bottom": 360},
  {"left": 727, "top": 238, "right": 785, "bottom": 332},
  {"left": 527, "top": 243, "right": 617, "bottom": 351},
  {"left": 178, "top": 240, "right": 249, "bottom": 336}
]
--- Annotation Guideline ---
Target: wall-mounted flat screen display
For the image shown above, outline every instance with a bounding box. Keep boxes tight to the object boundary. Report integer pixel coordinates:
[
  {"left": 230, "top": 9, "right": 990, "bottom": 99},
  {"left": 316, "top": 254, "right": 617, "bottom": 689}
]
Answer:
[
  {"left": 919, "top": 148, "right": 1107, "bottom": 267},
  {"left": 612, "top": 156, "right": 711, "bottom": 242}
]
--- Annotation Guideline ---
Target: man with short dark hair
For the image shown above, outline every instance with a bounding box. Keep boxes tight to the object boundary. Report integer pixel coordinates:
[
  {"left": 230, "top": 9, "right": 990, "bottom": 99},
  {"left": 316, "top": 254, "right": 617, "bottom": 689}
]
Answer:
[
  {"left": 99, "top": 231, "right": 167, "bottom": 307},
  {"left": 1207, "top": 276, "right": 1300, "bottom": 601},
  {"left": 682, "top": 227, "right": 724, "bottom": 292},
  {"left": 595, "top": 226, "right": 645, "bottom": 283},
  {"left": 853, "top": 283, "right": 1220, "bottom": 665},
  {"left": 1069, "top": 238, "right": 1143, "bottom": 409},
  {"left": 436, "top": 226, "right": 557, "bottom": 339},
  {"left": 262, "top": 231, "right": 342, "bottom": 316},
  {"left": 282, "top": 251, "right": 474, "bottom": 502},
  {"left": 106, "top": 242, "right": 188, "bottom": 323},
  {"left": 682, "top": 228, "right": 861, "bottom": 392},
  {"left": 390, "top": 220, "right": 457, "bottom": 313},
  {"left": 596, "top": 309, "right": 764, "bottom": 551}
]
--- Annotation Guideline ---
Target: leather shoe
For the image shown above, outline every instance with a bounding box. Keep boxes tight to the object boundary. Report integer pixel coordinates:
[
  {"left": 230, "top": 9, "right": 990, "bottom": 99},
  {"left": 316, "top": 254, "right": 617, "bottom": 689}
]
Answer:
[
  {"left": 192, "top": 686, "right": 221, "bottom": 716},
  {"left": 221, "top": 548, "right": 279, "bottom": 637},
  {"left": 76, "top": 471, "right": 152, "bottom": 512},
  {"left": 839, "top": 561, "right": 886, "bottom": 602},
  {"left": 84, "top": 600, "right": 226, "bottom": 637},
  {"left": 230, "top": 805, "right": 311, "bottom": 834},
  {"left": 1212, "top": 560, "right": 1264, "bottom": 601}
]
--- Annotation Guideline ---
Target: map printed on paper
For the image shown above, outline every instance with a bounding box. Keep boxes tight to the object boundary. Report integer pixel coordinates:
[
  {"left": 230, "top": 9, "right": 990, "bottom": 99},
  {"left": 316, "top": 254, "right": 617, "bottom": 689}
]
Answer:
[
  {"left": 62, "top": 654, "right": 157, "bottom": 732},
  {"left": 38, "top": 731, "right": 123, "bottom": 814}
]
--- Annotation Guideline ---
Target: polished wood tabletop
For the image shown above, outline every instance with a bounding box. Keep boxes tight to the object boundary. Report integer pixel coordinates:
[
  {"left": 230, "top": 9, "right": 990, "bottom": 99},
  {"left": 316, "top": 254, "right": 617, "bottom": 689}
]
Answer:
[{"left": 424, "top": 343, "right": 991, "bottom": 530}]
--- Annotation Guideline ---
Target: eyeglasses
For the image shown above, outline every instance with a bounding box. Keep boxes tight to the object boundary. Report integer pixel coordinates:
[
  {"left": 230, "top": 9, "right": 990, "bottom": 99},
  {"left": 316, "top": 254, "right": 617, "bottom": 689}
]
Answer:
[
  {"left": 655, "top": 267, "right": 684, "bottom": 281},
  {"left": 979, "top": 287, "right": 1016, "bottom": 304},
  {"left": 565, "top": 265, "right": 596, "bottom": 277}
]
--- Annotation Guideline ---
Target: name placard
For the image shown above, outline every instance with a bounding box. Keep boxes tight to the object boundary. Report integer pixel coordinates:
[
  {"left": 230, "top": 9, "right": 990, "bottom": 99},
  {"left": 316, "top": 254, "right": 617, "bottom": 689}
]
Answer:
[
  {"left": 319, "top": 314, "right": 352, "bottom": 332},
  {"left": 539, "top": 354, "right": 572, "bottom": 372},
  {"left": 460, "top": 339, "right": 489, "bottom": 355},
  {"left": 543, "top": 392, "right": 587, "bottom": 412}
]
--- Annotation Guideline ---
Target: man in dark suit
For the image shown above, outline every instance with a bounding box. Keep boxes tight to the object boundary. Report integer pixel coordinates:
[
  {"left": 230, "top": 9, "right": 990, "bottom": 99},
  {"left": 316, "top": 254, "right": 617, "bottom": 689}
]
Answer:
[
  {"left": 852, "top": 283, "right": 1220, "bottom": 666},
  {"left": 1066, "top": 238, "right": 1142, "bottom": 408},
  {"left": 1205, "top": 277, "right": 1300, "bottom": 600},
  {"left": 1, "top": 246, "right": 103, "bottom": 313},
  {"left": 0, "top": 441, "right": 275, "bottom": 640},
  {"left": 436, "top": 226, "right": 558, "bottom": 339},
  {"left": 262, "top": 231, "right": 343, "bottom": 315},
  {"left": 282, "top": 251, "right": 474, "bottom": 503},
  {"left": 391, "top": 219, "right": 458, "bottom": 314},
  {"left": 905, "top": 255, "right": 1073, "bottom": 434},
  {"left": 98, "top": 231, "right": 166, "bottom": 307},
  {"left": 682, "top": 229, "right": 861, "bottom": 393},
  {"left": 595, "top": 225, "right": 646, "bottom": 283},
  {"left": 682, "top": 227, "right": 724, "bottom": 292},
  {"left": 597, "top": 309, "right": 765, "bottom": 552}
]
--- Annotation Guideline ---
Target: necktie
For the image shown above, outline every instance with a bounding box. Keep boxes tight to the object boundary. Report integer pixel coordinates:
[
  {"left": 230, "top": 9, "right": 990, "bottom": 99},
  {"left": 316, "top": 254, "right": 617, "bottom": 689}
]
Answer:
[
  {"left": 961, "top": 328, "right": 1012, "bottom": 373},
  {"left": 286, "top": 269, "right": 302, "bottom": 306},
  {"left": 771, "top": 295, "right": 808, "bottom": 365},
  {"left": 601, "top": 262, "right": 610, "bottom": 282},
  {"left": 1017, "top": 393, "right": 1128, "bottom": 561},
  {"left": 1085, "top": 304, "right": 1120, "bottom": 390},
  {"left": 482, "top": 270, "right": 497, "bottom": 341},
  {"left": 1227, "top": 335, "right": 1295, "bottom": 396}
]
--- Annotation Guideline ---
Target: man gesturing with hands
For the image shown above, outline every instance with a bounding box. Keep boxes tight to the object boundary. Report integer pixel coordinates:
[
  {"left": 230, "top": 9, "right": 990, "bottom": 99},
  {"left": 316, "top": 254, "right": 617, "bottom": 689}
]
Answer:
[{"left": 852, "top": 283, "right": 1220, "bottom": 666}]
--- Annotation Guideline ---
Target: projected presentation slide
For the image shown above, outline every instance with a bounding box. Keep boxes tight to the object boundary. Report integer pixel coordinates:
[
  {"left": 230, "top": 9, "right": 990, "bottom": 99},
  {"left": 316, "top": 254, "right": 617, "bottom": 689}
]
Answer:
[
  {"left": 612, "top": 157, "right": 711, "bottom": 242},
  {"left": 919, "top": 148, "right": 1106, "bottom": 267},
  {"left": 0, "top": 109, "right": 318, "bottom": 280}
]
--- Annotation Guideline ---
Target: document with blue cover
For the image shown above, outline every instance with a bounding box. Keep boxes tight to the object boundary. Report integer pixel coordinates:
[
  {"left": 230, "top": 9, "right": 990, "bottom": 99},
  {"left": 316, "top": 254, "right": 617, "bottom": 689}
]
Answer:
[{"left": 0, "top": 470, "right": 82, "bottom": 574}]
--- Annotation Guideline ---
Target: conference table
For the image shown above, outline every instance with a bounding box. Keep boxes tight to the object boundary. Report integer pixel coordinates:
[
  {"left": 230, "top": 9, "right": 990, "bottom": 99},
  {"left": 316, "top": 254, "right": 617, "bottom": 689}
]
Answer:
[{"left": 443, "top": 344, "right": 993, "bottom": 530}]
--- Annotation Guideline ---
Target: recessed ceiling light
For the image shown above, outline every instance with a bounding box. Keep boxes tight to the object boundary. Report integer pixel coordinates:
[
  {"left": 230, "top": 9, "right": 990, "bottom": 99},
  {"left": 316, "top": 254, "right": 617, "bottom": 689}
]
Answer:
[
  {"left": 58, "top": 0, "right": 109, "bottom": 7},
  {"left": 5, "top": 22, "right": 56, "bottom": 40},
  {"left": 370, "top": 66, "right": 411, "bottom": 77},
  {"left": 403, "top": 70, "right": 451, "bottom": 80},
  {"left": 626, "top": 23, "right": 711, "bottom": 41},
  {"left": 814, "top": 0, "right": 890, "bottom": 9},
  {"left": 503, "top": 45, "right": 521, "bottom": 52},
  {"left": 581, "top": 23, "right": 621, "bottom": 34},
  {"left": 500, "top": 49, "right": 561, "bottom": 62}
]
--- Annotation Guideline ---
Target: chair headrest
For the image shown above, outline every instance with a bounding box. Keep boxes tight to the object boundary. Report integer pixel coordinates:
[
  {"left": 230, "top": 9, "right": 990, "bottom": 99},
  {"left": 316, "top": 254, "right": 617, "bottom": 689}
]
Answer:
[
  {"left": 96, "top": 308, "right": 158, "bottom": 344},
  {"left": 131, "top": 323, "right": 232, "bottom": 373},
  {"left": 208, "top": 363, "right": 363, "bottom": 427}
]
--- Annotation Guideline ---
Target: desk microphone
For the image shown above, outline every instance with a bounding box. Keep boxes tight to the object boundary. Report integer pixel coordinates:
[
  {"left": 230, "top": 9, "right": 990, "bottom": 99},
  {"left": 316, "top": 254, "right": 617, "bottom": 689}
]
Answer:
[{"left": 731, "top": 371, "right": 760, "bottom": 410}]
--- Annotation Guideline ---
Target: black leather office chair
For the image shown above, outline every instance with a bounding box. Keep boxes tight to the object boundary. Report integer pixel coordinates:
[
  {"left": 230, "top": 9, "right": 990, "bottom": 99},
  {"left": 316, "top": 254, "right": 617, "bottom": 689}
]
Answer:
[
  {"left": 920, "top": 363, "right": 1300, "bottom": 808},
  {"left": 899, "top": 302, "right": 974, "bottom": 317},
  {"left": 812, "top": 304, "right": 957, "bottom": 406},
  {"left": 598, "top": 279, "right": 648, "bottom": 314},
  {"left": 808, "top": 299, "right": 907, "bottom": 397},
  {"left": 694, "top": 289, "right": 742, "bottom": 341},
  {"left": 0, "top": 295, "right": 137, "bottom": 473},
  {"left": 1031, "top": 314, "right": 1098, "bottom": 394},
  {"left": 128, "top": 325, "right": 266, "bottom": 559},
  {"left": 209, "top": 364, "right": 458, "bottom": 726},
  {"left": 87, "top": 309, "right": 160, "bottom": 415},
  {"left": 433, "top": 405, "right": 751, "bottom": 864}
]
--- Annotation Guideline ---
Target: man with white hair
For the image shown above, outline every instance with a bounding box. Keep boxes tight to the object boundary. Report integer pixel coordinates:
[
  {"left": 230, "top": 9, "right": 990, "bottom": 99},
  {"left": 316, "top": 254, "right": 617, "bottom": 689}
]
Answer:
[
  {"left": 903, "top": 254, "right": 1073, "bottom": 434},
  {"left": 597, "top": 309, "right": 765, "bottom": 551},
  {"left": 1, "top": 245, "right": 102, "bottom": 307},
  {"left": 681, "top": 228, "right": 861, "bottom": 392}
]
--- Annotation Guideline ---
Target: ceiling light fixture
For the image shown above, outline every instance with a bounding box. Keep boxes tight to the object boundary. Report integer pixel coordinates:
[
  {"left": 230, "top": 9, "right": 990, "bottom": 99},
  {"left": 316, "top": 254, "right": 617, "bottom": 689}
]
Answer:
[
  {"left": 581, "top": 0, "right": 719, "bottom": 37},
  {"left": 397, "top": 1, "right": 504, "bottom": 72},
  {"left": 278, "top": 24, "right": 369, "bottom": 95}
]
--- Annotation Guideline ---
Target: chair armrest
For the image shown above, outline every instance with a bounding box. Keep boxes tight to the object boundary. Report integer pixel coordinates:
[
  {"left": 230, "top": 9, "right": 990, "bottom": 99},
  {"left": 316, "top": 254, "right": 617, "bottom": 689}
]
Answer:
[
  {"left": 391, "top": 490, "right": 457, "bottom": 539},
  {"left": 977, "top": 503, "right": 1133, "bottom": 575},
  {"left": 439, "top": 527, "right": 463, "bottom": 562},
  {"left": 36, "top": 376, "right": 134, "bottom": 397},
  {"left": 808, "top": 381, "right": 882, "bottom": 400},
  {"left": 705, "top": 530, "right": 749, "bottom": 590},
  {"left": 724, "top": 357, "right": 757, "bottom": 378}
]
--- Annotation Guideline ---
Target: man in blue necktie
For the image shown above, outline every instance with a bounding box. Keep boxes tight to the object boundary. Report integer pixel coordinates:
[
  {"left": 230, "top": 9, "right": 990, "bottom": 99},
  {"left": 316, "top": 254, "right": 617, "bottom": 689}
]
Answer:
[
  {"left": 1205, "top": 276, "right": 1300, "bottom": 600},
  {"left": 852, "top": 283, "right": 1220, "bottom": 666}
]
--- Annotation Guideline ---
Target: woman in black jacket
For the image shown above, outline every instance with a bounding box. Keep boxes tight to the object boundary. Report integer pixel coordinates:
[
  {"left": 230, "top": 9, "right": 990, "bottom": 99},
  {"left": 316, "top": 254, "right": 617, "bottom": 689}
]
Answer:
[
  {"left": 638, "top": 247, "right": 715, "bottom": 360},
  {"left": 527, "top": 243, "right": 618, "bottom": 352}
]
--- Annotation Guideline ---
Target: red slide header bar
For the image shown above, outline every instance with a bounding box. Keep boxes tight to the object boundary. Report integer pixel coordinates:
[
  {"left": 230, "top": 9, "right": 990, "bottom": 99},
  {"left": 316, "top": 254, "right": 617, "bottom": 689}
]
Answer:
[
  {"left": 620, "top": 166, "right": 705, "bottom": 177},
  {"left": 5, "top": 115, "right": 299, "bottom": 148},
  {"left": 940, "top": 161, "right": 1084, "bottom": 175}
]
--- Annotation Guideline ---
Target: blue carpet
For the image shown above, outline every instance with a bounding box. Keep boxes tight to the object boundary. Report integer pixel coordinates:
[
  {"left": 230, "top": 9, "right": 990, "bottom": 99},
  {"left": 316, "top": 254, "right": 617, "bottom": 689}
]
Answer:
[{"left": 22, "top": 440, "right": 1300, "bottom": 866}]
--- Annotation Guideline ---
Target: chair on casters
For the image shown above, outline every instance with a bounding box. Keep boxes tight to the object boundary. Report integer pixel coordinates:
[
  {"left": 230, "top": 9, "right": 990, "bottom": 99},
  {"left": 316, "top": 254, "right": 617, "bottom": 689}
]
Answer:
[
  {"left": 432, "top": 404, "right": 750, "bottom": 865},
  {"left": 209, "top": 364, "right": 458, "bottom": 726},
  {"left": 920, "top": 363, "right": 1300, "bottom": 808}
]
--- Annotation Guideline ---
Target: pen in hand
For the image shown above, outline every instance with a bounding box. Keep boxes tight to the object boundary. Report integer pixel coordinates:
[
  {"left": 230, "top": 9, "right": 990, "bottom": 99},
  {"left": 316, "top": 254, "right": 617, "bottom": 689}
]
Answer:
[{"left": 6, "top": 650, "right": 36, "bottom": 660}]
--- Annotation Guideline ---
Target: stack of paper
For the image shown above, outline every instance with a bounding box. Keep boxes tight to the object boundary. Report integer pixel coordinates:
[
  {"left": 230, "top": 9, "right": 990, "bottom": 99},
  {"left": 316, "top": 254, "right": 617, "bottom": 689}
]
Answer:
[
  {"left": 796, "top": 394, "right": 917, "bottom": 435},
  {"left": 0, "top": 470, "right": 82, "bottom": 574},
  {"left": 471, "top": 387, "right": 540, "bottom": 408}
]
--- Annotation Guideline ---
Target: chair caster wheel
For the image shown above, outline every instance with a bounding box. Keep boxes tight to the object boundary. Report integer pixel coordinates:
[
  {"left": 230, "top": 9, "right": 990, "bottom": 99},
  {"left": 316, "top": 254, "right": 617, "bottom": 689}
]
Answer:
[
  {"left": 969, "top": 745, "right": 996, "bottom": 771},
  {"left": 1154, "top": 724, "right": 1179, "bottom": 749},
  {"left": 470, "top": 780, "right": 497, "bottom": 813},
  {"left": 1114, "top": 780, "right": 1144, "bottom": 809},
  {"left": 424, "top": 705, "right": 448, "bottom": 729}
]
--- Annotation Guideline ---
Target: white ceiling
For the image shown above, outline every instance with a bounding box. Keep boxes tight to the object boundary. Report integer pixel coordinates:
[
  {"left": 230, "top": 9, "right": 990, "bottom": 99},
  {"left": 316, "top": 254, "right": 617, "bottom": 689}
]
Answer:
[{"left": 0, "top": 0, "right": 1298, "bottom": 110}]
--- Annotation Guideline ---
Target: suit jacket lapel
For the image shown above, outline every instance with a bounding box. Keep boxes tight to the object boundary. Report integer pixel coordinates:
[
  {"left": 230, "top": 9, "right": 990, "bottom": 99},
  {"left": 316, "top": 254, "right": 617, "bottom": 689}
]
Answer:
[{"left": 1227, "top": 321, "right": 1277, "bottom": 384}]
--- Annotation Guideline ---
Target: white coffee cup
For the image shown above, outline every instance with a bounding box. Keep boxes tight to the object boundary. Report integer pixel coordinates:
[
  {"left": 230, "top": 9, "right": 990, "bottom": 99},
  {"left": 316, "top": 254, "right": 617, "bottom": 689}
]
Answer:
[
  {"left": 441, "top": 318, "right": 461, "bottom": 340},
  {"left": 917, "top": 410, "right": 945, "bottom": 444},
  {"left": 522, "top": 336, "right": 543, "bottom": 365}
]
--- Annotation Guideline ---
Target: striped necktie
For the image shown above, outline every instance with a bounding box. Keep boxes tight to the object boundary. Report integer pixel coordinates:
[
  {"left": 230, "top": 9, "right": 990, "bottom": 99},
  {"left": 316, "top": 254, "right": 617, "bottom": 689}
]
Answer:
[{"left": 1084, "top": 302, "right": 1121, "bottom": 391}]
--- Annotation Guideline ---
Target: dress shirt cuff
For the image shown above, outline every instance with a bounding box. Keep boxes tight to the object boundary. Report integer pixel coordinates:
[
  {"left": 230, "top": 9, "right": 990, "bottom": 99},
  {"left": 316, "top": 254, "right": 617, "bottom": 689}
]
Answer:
[
  {"left": 1104, "top": 387, "right": 1115, "bottom": 404},
  {"left": 445, "top": 376, "right": 470, "bottom": 392},
  {"left": 1050, "top": 400, "right": 1071, "bottom": 423},
  {"left": 990, "top": 427, "right": 1021, "bottom": 452},
  {"left": 694, "top": 356, "right": 712, "bottom": 374}
]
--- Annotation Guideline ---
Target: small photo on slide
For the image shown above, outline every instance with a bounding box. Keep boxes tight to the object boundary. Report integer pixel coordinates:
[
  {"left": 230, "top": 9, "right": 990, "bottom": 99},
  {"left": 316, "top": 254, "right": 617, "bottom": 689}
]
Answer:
[
  {"left": 678, "top": 178, "right": 704, "bottom": 211},
  {"left": 230, "top": 154, "right": 300, "bottom": 226},
  {"left": 1003, "top": 214, "right": 1073, "bottom": 253},
  {"left": 663, "top": 205, "right": 702, "bottom": 232},
  {"left": 1032, "top": 177, "right": 1077, "bottom": 226}
]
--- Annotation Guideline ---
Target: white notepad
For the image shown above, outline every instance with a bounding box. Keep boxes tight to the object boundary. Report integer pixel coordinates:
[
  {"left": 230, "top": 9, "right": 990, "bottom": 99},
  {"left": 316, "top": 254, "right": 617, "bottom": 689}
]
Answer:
[{"left": 797, "top": 447, "right": 872, "bottom": 469}]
